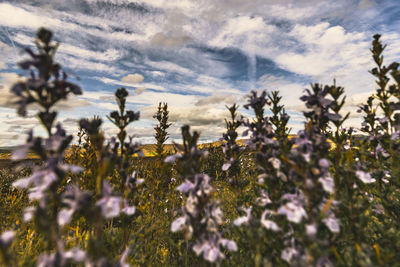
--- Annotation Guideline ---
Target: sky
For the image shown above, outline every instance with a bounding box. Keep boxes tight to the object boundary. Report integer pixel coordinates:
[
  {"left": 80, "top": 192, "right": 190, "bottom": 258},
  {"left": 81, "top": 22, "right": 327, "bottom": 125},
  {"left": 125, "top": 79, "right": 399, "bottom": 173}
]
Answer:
[{"left": 0, "top": 0, "right": 400, "bottom": 146}]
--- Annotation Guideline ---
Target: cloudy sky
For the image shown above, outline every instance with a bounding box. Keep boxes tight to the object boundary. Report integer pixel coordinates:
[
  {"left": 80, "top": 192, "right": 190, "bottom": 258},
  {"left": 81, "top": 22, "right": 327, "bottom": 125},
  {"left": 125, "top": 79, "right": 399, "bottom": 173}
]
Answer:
[{"left": 0, "top": 0, "right": 399, "bottom": 146}]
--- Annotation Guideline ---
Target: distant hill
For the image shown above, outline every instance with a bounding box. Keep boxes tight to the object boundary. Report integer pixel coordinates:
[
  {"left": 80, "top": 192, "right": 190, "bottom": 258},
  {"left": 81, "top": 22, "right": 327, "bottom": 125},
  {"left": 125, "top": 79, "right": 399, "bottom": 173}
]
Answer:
[{"left": 0, "top": 135, "right": 310, "bottom": 159}]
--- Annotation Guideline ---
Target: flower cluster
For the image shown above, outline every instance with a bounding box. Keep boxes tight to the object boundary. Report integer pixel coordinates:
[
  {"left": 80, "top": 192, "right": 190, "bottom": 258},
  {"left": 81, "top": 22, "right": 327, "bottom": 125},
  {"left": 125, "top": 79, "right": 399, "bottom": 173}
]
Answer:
[
  {"left": 4, "top": 28, "right": 142, "bottom": 266},
  {"left": 168, "top": 126, "right": 237, "bottom": 263}
]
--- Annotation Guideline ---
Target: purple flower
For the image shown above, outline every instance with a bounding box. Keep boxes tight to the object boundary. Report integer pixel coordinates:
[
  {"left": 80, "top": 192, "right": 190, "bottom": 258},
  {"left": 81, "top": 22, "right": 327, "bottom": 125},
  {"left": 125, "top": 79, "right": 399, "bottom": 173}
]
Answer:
[
  {"left": 96, "top": 181, "right": 123, "bottom": 219},
  {"left": 176, "top": 180, "right": 196, "bottom": 193},
  {"left": 58, "top": 185, "right": 91, "bottom": 226}
]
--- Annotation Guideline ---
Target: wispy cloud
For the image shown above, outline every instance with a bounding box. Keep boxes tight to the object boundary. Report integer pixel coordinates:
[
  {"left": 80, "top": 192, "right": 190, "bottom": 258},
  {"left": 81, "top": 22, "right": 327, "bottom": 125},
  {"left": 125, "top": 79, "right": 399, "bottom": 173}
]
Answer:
[{"left": 0, "top": 0, "right": 399, "bottom": 144}]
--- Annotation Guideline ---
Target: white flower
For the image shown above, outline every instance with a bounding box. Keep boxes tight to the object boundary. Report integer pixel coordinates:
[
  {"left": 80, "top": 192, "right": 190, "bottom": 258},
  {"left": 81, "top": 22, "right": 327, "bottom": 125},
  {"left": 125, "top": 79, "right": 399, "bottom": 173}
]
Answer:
[
  {"left": 119, "top": 247, "right": 130, "bottom": 267},
  {"left": 59, "top": 164, "right": 84, "bottom": 174},
  {"left": 122, "top": 200, "right": 136, "bottom": 216},
  {"left": 171, "top": 216, "right": 186, "bottom": 232},
  {"left": 256, "top": 190, "right": 272, "bottom": 206},
  {"left": 278, "top": 202, "right": 307, "bottom": 223},
  {"left": 211, "top": 206, "right": 223, "bottom": 224},
  {"left": 64, "top": 248, "right": 86, "bottom": 262},
  {"left": 234, "top": 207, "right": 252, "bottom": 226},
  {"left": 322, "top": 216, "right": 340, "bottom": 233},
  {"left": 57, "top": 209, "right": 74, "bottom": 226},
  {"left": 306, "top": 223, "right": 317, "bottom": 236},
  {"left": 193, "top": 241, "right": 224, "bottom": 263},
  {"left": 13, "top": 170, "right": 58, "bottom": 202},
  {"left": 0, "top": 231, "right": 15, "bottom": 246},
  {"left": 222, "top": 163, "right": 231, "bottom": 171},
  {"left": 260, "top": 210, "right": 280, "bottom": 232},
  {"left": 356, "top": 170, "right": 375, "bottom": 184},
  {"left": 23, "top": 206, "right": 35, "bottom": 222},
  {"left": 186, "top": 194, "right": 198, "bottom": 215},
  {"left": 319, "top": 175, "right": 334, "bottom": 193},
  {"left": 164, "top": 153, "right": 182, "bottom": 163},
  {"left": 96, "top": 181, "right": 122, "bottom": 219},
  {"left": 204, "top": 245, "right": 221, "bottom": 263},
  {"left": 177, "top": 180, "right": 195, "bottom": 193},
  {"left": 281, "top": 247, "right": 298, "bottom": 263},
  {"left": 219, "top": 239, "right": 238, "bottom": 251}
]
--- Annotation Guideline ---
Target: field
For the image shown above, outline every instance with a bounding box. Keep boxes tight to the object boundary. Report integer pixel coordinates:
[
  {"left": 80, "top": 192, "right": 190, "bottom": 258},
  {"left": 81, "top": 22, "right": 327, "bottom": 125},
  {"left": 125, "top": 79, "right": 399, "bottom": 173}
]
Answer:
[{"left": 1, "top": 28, "right": 400, "bottom": 267}]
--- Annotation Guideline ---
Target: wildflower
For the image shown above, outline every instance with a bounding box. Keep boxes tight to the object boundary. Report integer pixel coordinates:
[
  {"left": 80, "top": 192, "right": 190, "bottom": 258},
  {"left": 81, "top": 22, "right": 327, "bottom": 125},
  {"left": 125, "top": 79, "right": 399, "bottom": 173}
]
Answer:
[
  {"left": 164, "top": 153, "right": 182, "bottom": 163},
  {"left": 256, "top": 190, "right": 272, "bottom": 206},
  {"left": 58, "top": 185, "right": 91, "bottom": 226},
  {"left": 192, "top": 239, "right": 223, "bottom": 263},
  {"left": 192, "top": 236, "right": 237, "bottom": 263},
  {"left": 119, "top": 247, "right": 130, "bottom": 267},
  {"left": 222, "top": 163, "right": 231, "bottom": 171},
  {"left": 322, "top": 216, "right": 340, "bottom": 233},
  {"left": 122, "top": 200, "right": 136, "bottom": 216},
  {"left": 23, "top": 206, "right": 36, "bottom": 222},
  {"left": 281, "top": 247, "right": 298, "bottom": 263},
  {"left": 96, "top": 181, "right": 123, "bottom": 219},
  {"left": 125, "top": 171, "right": 144, "bottom": 190},
  {"left": 171, "top": 216, "right": 187, "bottom": 232},
  {"left": 306, "top": 223, "right": 317, "bottom": 236},
  {"left": 0, "top": 231, "right": 15, "bottom": 247},
  {"left": 355, "top": 170, "right": 376, "bottom": 184},
  {"left": 234, "top": 207, "right": 252, "bottom": 226},
  {"left": 318, "top": 175, "right": 334, "bottom": 193},
  {"left": 278, "top": 202, "right": 307, "bottom": 223},
  {"left": 260, "top": 210, "right": 280, "bottom": 232},
  {"left": 176, "top": 179, "right": 196, "bottom": 193},
  {"left": 37, "top": 242, "right": 86, "bottom": 267}
]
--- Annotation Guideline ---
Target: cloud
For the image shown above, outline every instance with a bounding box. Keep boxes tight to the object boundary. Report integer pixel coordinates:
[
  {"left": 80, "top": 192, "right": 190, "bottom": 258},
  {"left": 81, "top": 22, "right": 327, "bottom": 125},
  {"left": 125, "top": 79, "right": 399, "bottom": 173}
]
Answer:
[
  {"left": 0, "top": 3, "right": 64, "bottom": 30},
  {"left": 150, "top": 32, "right": 190, "bottom": 48},
  {"left": 142, "top": 104, "right": 231, "bottom": 127},
  {"left": 195, "top": 94, "right": 236, "bottom": 106},
  {"left": 0, "top": 72, "right": 23, "bottom": 109},
  {"left": 0, "top": 0, "right": 400, "bottom": 145},
  {"left": 97, "top": 77, "right": 166, "bottom": 91},
  {"left": 274, "top": 23, "right": 369, "bottom": 77},
  {"left": 97, "top": 102, "right": 118, "bottom": 111},
  {"left": 121, "top": 73, "right": 144, "bottom": 83},
  {"left": 62, "top": 118, "right": 79, "bottom": 125},
  {"left": 135, "top": 87, "right": 146, "bottom": 94}
]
